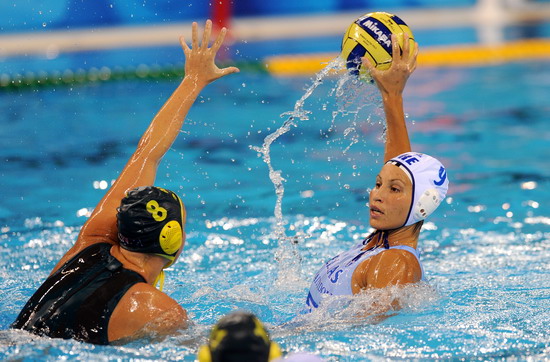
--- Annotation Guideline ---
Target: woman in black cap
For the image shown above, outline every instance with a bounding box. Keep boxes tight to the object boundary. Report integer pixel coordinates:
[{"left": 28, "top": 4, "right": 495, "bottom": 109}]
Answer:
[{"left": 12, "top": 20, "right": 239, "bottom": 345}]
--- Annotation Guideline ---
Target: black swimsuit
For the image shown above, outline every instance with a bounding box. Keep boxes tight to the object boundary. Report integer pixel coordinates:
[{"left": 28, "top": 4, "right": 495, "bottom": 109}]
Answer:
[{"left": 11, "top": 243, "right": 146, "bottom": 345}]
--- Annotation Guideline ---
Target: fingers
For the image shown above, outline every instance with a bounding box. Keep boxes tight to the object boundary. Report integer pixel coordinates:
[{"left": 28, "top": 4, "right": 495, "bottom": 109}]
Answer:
[
  {"left": 220, "top": 66, "right": 240, "bottom": 76},
  {"left": 402, "top": 33, "right": 410, "bottom": 63},
  {"left": 211, "top": 27, "right": 227, "bottom": 54},
  {"left": 412, "top": 41, "right": 419, "bottom": 63},
  {"left": 361, "top": 56, "right": 375, "bottom": 73},
  {"left": 410, "top": 42, "right": 419, "bottom": 72},
  {"left": 179, "top": 36, "right": 191, "bottom": 55},
  {"left": 191, "top": 22, "right": 198, "bottom": 50},
  {"left": 391, "top": 34, "right": 401, "bottom": 62},
  {"left": 201, "top": 19, "right": 212, "bottom": 50}
]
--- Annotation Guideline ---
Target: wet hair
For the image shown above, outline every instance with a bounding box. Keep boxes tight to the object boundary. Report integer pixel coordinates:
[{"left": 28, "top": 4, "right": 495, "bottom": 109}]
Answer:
[{"left": 117, "top": 186, "right": 185, "bottom": 259}]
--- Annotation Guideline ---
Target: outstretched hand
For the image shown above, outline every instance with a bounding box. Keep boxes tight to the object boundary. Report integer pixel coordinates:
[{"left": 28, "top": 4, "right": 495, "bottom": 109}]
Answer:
[
  {"left": 362, "top": 33, "right": 418, "bottom": 98},
  {"left": 180, "top": 19, "right": 239, "bottom": 86}
]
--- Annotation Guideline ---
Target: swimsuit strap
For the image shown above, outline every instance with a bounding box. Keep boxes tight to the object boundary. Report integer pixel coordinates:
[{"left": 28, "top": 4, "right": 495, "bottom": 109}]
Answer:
[{"left": 389, "top": 244, "right": 419, "bottom": 257}]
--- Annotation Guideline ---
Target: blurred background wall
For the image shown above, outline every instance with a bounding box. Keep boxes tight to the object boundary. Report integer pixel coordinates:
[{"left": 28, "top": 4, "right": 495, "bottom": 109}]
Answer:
[{"left": 2, "top": 0, "right": 533, "bottom": 33}]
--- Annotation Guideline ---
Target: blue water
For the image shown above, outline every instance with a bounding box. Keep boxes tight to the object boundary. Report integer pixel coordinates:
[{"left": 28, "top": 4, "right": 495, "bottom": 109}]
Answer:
[{"left": 0, "top": 58, "right": 549, "bottom": 360}]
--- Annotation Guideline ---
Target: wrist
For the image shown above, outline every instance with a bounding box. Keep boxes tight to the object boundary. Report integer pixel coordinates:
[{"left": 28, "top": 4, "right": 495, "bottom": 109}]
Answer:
[
  {"left": 180, "top": 76, "right": 206, "bottom": 94},
  {"left": 381, "top": 91, "right": 403, "bottom": 103}
]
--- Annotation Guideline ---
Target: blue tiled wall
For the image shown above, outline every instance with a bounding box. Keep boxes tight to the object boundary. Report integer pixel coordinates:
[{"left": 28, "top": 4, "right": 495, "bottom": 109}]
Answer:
[{"left": 0, "top": 0, "right": 528, "bottom": 33}]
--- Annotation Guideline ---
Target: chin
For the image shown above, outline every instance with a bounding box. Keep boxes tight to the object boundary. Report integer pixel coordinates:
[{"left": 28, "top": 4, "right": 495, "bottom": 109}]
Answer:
[
  {"left": 369, "top": 219, "right": 382, "bottom": 230},
  {"left": 369, "top": 219, "right": 401, "bottom": 231}
]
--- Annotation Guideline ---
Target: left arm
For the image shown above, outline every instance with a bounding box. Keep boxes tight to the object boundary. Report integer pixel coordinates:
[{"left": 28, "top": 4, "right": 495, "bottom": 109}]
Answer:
[{"left": 363, "top": 33, "right": 418, "bottom": 162}]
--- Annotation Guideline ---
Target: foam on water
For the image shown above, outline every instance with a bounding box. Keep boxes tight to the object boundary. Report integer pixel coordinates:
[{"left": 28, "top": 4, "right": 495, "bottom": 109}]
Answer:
[
  {"left": 1, "top": 60, "right": 549, "bottom": 360},
  {"left": 0, "top": 210, "right": 548, "bottom": 360}
]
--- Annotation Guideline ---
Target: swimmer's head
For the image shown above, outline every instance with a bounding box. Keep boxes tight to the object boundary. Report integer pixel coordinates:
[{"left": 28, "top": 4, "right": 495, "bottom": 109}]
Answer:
[
  {"left": 117, "top": 186, "right": 186, "bottom": 264},
  {"left": 198, "top": 311, "right": 282, "bottom": 362},
  {"left": 370, "top": 152, "right": 448, "bottom": 230}
]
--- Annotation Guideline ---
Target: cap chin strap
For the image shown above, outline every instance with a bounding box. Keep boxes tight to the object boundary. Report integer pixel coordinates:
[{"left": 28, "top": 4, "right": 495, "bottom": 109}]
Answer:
[
  {"left": 381, "top": 230, "right": 390, "bottom": 249},
  {"left": 152, "top": 253, "right": 177, "bottom": 292},
  {"left": 154, "top": 270, "right": 166, "bottom": 291}
]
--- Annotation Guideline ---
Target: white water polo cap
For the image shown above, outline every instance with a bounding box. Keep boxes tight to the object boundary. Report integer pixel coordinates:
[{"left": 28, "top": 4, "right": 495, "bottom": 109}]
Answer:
[{"left": 386, "top": 152, "right": 449, "bottom": 227}]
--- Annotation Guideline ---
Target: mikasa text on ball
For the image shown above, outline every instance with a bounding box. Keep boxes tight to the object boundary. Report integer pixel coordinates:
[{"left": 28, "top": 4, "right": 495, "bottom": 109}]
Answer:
[{"left": 341, "top": 12, "right": 415, "bottom": 76}]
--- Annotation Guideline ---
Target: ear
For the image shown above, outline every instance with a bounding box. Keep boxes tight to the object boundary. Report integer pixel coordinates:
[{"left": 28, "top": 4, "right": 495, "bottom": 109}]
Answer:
[
  {"left": 413, "top": 188, "right": 441, "bottom": 220},
  {"left": 197, "top": 345, "right": 211, "bottom": 362},
  {"left": 269, "top": 341, "right": 282, "bottom": 360}
]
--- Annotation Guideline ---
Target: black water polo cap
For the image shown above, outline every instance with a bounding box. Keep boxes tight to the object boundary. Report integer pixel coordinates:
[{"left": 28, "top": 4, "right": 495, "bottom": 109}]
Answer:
[{"left": 117, "top": 186, "right": 185, "bottom": 259}]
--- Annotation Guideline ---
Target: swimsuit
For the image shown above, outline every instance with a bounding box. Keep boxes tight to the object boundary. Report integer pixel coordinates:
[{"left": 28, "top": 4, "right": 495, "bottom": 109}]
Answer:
[
  {"left": 12, "top": 243, "right": 145, "bottom": 345},
  {"left": 304, "top": 236, "right": 424, "bottom": 312}
]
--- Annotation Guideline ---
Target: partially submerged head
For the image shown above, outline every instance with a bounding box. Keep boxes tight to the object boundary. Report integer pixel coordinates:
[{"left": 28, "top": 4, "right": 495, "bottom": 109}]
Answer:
[
  {"left": 369, "top": 152, "right": 448, "bottom": 231},
  {"left": 198, "top": 311, "right": 282, "bottom": 362},
  {"left": 117, "top": 186, "right": 186, "bottom": 266}
]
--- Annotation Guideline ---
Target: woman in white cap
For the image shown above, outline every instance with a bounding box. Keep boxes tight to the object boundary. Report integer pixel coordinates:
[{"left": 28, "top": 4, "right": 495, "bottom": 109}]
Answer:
[{"left": 304, "top": 33, "right": 449, "bottom": 313}]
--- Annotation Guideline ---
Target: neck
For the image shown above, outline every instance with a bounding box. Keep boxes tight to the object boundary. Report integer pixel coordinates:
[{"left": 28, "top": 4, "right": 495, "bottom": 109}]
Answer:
[
  {"left": 110, "top": 245, "right": 166, "bottom": 284},
  {"left": 377, "top": 224, "right": 420, "bottom": 249}
]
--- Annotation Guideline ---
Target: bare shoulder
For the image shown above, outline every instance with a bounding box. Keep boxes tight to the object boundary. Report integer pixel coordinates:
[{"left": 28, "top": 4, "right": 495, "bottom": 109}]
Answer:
[
  {"left": 108, "top": 282, "right": 188, "bottom": 343},
  {"left": 352, "top": 248, "right": 422, "bottom": 292},
  {"left": 377, "top": 248, "right": 421, "bottom": 268}
]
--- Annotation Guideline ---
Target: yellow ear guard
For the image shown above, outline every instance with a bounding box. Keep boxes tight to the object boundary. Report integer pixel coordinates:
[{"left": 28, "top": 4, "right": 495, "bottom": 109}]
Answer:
[
  {"left": 269, "top": 342, "right": 282, "bottom": 360},
  {"left": 153, "top": 219, "right": 182, "bottom": 291},
  {"left": 157, "top": 220, "right": 183, "bottom": 257},
  {"left": 197, "top": 345, "right": 212, "bottom": 362}
]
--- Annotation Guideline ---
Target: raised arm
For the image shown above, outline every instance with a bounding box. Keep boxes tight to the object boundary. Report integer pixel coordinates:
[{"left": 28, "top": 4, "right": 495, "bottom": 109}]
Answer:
[
  {"left": 363, "top": 33, "right": 418, "bottom": 162},
  {"left": 55, "top": 20, "right": 239, "bottom": 270}
]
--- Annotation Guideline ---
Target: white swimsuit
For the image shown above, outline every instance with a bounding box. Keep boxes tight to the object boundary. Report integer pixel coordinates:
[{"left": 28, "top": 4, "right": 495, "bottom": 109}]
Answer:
[{"left": 304, "top": 237, "right": 424, "bottom": 312}]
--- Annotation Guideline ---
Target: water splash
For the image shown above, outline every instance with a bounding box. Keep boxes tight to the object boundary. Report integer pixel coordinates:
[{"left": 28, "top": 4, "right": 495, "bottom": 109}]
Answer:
[
  {"left": 251, "top": 58, "right": 343, "bottom": 289},
  {"left": 327, "top": 70, "right": 382, "bottom": 152},
  {"left": 251, "top": 57, "right": 383, "bottom": 290}
]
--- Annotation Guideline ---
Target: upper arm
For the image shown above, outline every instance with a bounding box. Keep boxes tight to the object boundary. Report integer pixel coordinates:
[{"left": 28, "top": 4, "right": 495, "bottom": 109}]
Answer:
[
  {"left": 108, "top": 283, "right": 188, "bottom": 343},
  {"left": 351, "top": 249, "right": 422, "bottom": 315}
]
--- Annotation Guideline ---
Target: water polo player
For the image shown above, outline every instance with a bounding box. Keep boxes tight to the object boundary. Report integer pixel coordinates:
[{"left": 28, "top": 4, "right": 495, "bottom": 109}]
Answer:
[
  {"left": 304, "top": 33, "right": 449, "bottom": 313},
  {"left": 12, "top": 20, "right": 239, "bottom": 344}
]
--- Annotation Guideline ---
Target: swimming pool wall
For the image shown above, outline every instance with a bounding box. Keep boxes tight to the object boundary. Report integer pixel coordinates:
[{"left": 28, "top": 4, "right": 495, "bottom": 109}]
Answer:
[
  {"left": 1, "top": 0, "right": 550, "bottom": 90},
  {"left": 1, "top": 0, "right": 480, "bottom": 33}
]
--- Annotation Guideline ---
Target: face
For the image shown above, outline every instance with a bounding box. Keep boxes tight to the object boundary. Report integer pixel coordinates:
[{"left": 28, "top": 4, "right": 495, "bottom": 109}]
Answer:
[{"left": 368, "top": 163, "right": 413, "bottom": 230}]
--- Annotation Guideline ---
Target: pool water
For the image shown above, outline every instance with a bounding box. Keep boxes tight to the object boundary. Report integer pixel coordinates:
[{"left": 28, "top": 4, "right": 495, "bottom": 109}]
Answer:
[{"left": 0, "top": 60, "right": 549, "bottom": 360}]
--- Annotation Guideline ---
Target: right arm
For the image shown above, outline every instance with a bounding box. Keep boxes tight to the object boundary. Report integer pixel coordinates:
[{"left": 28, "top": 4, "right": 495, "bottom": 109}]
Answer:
[
  {"left": 363, "top": 33, "right": 418, "bottom": 162},
  {"left": 52, "top": 20, "right": 239, "bottom": 273}
]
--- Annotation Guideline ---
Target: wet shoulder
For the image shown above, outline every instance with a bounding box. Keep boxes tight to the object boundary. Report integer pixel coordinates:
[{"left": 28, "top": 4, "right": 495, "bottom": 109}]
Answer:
[
  {"left": 108, "top": 283, "right": 187, "bottom": 343},
  {"left": 353, "top": 248, "right": 422, "bottom": 291}
]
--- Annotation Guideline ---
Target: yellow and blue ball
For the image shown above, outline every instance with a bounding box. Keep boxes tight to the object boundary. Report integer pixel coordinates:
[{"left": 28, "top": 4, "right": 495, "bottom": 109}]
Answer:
[{"left": 341, "top": 12, "right": 415, "bottom": 77}]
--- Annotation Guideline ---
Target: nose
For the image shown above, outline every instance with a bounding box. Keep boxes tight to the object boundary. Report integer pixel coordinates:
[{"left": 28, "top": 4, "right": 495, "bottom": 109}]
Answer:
[{"left": 370, "top": 188, "right": 383, "bottom": 203}]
